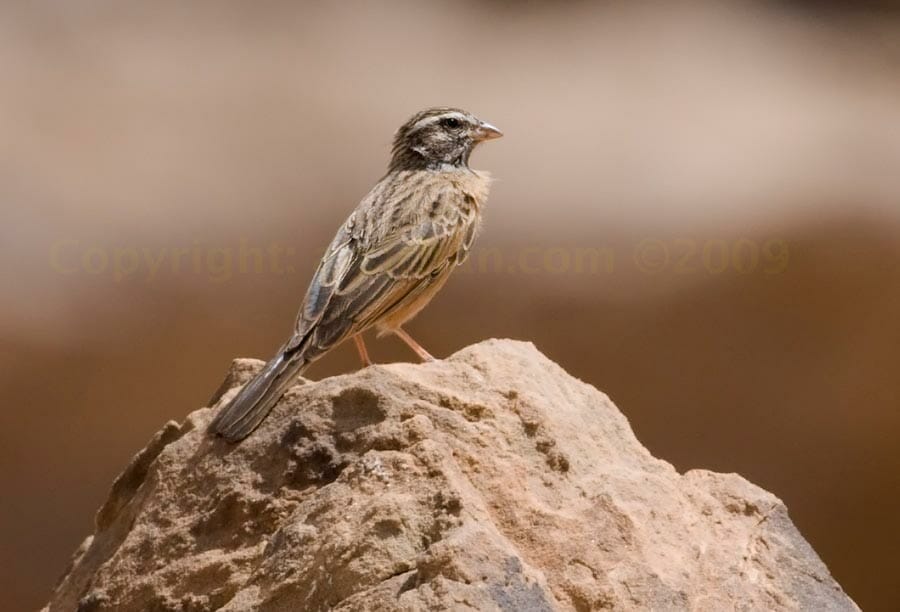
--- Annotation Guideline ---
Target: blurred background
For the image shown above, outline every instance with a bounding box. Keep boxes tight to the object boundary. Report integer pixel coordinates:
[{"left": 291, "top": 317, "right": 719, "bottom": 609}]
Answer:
[{"left": 2, "top": 0, "right": 898, "bottom": 609}]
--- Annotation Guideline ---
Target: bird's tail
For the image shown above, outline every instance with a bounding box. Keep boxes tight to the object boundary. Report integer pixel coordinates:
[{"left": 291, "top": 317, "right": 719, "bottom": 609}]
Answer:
[{"left": 208, "top": 350, "right": 308, "bottom": 442}]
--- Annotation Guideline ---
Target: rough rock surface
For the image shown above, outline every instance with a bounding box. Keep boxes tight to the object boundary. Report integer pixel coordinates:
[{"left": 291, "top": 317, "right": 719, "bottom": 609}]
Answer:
[{"left": 46, "top": 340, "right": 858, "bottom": 611}]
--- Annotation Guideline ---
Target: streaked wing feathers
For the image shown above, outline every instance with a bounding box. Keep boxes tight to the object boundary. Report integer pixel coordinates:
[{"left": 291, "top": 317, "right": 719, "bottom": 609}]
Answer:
[{"left": 285, "top": 187, "right": 477, "bottom": 355}]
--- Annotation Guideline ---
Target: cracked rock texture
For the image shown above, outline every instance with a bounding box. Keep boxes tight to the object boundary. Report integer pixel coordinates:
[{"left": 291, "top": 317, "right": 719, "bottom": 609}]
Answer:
[{"left": 46, "top": 339, "right": 857, "bottom": 611}]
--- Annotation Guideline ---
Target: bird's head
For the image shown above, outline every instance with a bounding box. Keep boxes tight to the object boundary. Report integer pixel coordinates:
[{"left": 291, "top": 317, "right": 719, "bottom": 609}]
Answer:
[{"left": 390, "top": 107, "right": 502, "bottom": 171}]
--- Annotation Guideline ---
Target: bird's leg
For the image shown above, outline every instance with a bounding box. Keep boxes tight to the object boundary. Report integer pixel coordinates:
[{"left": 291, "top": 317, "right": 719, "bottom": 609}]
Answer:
[
  {"left": 353, "top": 334, "right": 373, "bottom": 367},
  {"left": 394, "top": 327, "right": 435, "bottom": 362}
]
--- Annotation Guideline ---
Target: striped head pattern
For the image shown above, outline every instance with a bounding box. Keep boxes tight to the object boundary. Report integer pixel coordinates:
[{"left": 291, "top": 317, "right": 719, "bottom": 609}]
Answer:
[{"left": 390, "top": 107, "right": 502, "bottom": 171}]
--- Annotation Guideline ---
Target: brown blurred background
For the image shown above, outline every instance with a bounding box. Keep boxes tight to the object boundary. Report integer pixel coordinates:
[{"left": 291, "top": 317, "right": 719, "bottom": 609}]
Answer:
[{"left": 2, "top": 1, "right": 899, "bottom": 610}]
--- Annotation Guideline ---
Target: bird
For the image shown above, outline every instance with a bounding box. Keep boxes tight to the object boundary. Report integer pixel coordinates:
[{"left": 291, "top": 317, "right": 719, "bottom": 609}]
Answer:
[{"left": 209, "top": 107, "right": 502, "bottom": 442}]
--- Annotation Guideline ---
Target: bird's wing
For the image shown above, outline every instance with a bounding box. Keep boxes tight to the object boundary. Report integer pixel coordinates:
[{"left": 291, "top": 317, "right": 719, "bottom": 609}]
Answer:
[{"left": 284, "top": 184, "right": 478, "bottom": 356}]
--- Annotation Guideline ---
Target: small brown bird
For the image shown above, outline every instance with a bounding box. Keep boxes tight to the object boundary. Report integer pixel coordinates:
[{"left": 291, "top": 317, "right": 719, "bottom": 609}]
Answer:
[{"left": 210, "top": 107, "right": 502, "bottom": 441}]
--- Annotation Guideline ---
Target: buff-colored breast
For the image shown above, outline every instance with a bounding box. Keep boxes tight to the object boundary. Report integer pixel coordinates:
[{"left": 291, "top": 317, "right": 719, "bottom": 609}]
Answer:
[{"left": 375, "top": 170, "right": 491, "bottom": 332}]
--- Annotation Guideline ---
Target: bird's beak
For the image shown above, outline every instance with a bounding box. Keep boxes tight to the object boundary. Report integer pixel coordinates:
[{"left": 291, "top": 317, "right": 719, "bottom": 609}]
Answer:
[{"left": 473, "top": 121, "right": 503, "bottom": 141}]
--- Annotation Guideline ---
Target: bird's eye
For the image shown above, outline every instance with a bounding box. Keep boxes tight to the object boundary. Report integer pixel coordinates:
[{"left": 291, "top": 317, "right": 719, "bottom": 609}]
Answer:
[{"left": 441, "top": 117, "right": 462, "bottom": 129}]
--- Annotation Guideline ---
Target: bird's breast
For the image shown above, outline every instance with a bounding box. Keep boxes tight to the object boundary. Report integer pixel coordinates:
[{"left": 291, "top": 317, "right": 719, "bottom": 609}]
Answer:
[{"left": 450, "top": 170, "right": 492, "bottom": 212}]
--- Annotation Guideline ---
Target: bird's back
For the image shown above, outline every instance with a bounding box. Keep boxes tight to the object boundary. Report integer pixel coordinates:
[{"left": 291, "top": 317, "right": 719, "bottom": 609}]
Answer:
[{"left": 290, "top": 168, "right": 491, "bottom": 349}]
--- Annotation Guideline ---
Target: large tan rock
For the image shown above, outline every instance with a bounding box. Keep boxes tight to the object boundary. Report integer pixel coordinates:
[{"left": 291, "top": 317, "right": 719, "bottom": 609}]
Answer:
[{"left": 46, "top": 340, "right": 857, "bottom": 611}]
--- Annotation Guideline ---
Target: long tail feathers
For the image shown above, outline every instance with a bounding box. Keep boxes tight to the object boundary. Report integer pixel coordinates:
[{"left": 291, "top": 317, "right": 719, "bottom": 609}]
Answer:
[{"left": 208, "top": 351, "right": 307, "bottom": 442}]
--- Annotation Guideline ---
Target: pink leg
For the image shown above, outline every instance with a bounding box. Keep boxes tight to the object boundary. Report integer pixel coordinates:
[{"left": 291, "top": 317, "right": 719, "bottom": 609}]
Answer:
[
  {"left": 353, "top": 334, "right": 373, "bottom": 367},
  {"left": 394, "top": 328, "right": 435, "bottom": 362}
]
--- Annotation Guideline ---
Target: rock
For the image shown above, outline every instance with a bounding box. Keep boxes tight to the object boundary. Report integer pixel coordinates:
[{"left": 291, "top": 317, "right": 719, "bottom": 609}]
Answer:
[{"left": 45, "top": 339, "right": 858, "bottom": 611}]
